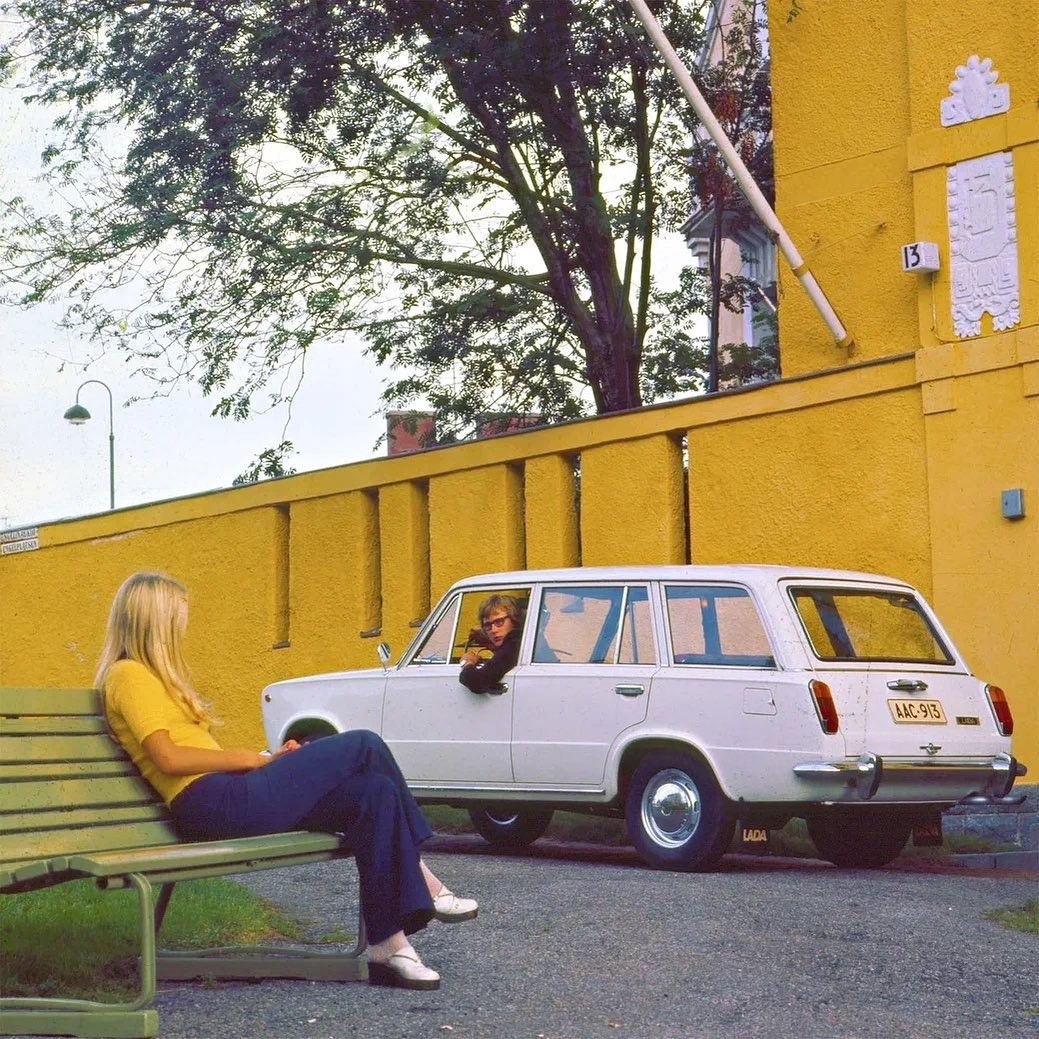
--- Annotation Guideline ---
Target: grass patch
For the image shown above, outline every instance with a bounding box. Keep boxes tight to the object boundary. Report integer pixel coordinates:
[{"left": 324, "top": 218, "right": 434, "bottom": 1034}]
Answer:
[
  {"left": 984, "top": 899, "right": 1039, "bottom": 936},
  {"left": 423, "top": 805, "right": 631, "bottom": 845},
  {"left": 546, "top": 813, "right": 630, "bottom": 845},
  {"left": 0, "top": 877, "right": 304, "bottom": 1002},
  {"left": 421, "top": 805, "right": 477, "bottom": 835}
]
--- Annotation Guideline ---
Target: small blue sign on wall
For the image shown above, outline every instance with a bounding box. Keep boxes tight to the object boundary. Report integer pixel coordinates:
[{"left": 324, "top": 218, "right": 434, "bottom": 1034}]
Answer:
[{"left": 1000, "top": 488, "right": 1025, "bottom": 520}]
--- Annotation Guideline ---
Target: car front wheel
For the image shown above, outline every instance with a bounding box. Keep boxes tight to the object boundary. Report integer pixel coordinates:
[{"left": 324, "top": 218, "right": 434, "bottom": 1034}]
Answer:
[
  {"left": 807, "top": 808, "right": 912, "bottom": 868},
  {"left": 625, "top": 751, "right": 734, "bottom": 871},
  {"left": 467, "top": 805, "right": 554, "bottom": 848}
]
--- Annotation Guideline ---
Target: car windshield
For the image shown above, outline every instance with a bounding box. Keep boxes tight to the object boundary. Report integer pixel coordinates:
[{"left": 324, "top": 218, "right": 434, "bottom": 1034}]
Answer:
[{"left": 789, "top": 587, "right": 954, "bottom": 664}]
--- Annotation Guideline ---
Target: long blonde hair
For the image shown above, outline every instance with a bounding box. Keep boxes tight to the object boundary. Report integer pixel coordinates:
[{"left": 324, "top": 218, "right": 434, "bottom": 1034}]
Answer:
[{"left": 95, "top": 571, "right": 213, "bottom": 725}]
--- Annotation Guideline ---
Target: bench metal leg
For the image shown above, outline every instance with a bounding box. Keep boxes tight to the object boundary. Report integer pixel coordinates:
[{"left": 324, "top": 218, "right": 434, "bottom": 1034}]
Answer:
[
  {"left": 2, "top": 873, "right": 369, "bottom": 1036},
  {"left": 0, "top": 873, "right": 159, "bottom": 1038},
  {"left": 155, "top": 898, "right": 368, "bottom": 982},
  {"left": 0, "top": 1010, "right": 158, "bottom": 1039}
]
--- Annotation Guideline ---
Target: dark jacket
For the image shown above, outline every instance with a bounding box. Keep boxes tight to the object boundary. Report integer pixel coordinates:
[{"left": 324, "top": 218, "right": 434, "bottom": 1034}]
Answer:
[{"left": 459, "top": 629, "right": 521, "bottom": 694}]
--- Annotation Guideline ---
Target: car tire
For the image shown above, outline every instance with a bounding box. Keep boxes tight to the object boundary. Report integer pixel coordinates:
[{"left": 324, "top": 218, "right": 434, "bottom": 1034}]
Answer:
[
  {"left": 625, "top": 751, "right": 734, "bottom": 871},
  {"left": 467, "top": 805, "right": 554, "bottom": 847},
  {"left": 807, "top": 808, "right": 912, "bottom": 868}
]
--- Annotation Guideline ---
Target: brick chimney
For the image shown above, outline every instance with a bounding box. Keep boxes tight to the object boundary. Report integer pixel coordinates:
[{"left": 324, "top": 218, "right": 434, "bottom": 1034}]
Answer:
[{"left": 386, "top": 411, "right": 437, "bottom": 455}]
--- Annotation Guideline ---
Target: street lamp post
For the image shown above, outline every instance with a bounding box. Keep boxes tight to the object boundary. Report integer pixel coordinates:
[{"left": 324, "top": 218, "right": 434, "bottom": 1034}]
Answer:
[{"left": 63, "top": 380, "right": 116, "bottom": 510}]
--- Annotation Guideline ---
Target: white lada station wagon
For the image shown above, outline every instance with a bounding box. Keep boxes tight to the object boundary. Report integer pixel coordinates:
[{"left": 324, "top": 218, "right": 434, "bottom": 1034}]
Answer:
[{"left": 261, "top": 565, "right": 1026, "bottom": 871}]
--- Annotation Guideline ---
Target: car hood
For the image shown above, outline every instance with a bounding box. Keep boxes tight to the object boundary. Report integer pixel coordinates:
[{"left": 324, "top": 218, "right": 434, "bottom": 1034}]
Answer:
[{"left": 266, "top": 666, "right": 390, "bottom": 692}]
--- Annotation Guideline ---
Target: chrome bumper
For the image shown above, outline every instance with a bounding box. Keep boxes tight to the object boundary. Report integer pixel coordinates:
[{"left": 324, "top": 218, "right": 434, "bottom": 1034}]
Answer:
[{"left": 792, "top": 751, "right": 1027, "bottom": 803}]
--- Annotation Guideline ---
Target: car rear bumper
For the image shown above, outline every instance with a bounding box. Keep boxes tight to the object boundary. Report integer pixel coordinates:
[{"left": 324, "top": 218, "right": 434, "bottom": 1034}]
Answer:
[{"left": 792, "top": 751, "right": 1027, "bottom": 803}]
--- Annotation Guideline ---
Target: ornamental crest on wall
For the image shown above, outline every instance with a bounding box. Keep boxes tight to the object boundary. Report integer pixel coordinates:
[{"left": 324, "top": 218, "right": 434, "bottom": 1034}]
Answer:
[
  {"left": 940, "top": 56, "right": 1010, "bottom": 126},
  {"left": 947, "top": 153, "right": 1019, "bottom": 338}
]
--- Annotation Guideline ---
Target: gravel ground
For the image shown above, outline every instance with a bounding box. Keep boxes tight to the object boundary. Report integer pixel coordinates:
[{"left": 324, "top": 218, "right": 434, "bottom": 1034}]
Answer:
[{"left": 134, "top": 836, "right": 1039, "bottom": 1039}]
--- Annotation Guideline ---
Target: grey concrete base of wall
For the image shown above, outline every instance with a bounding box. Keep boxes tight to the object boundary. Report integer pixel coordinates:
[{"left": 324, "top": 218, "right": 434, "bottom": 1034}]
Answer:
[{"left": 942, "top": 783, "right": 1038, "bottom": 870}]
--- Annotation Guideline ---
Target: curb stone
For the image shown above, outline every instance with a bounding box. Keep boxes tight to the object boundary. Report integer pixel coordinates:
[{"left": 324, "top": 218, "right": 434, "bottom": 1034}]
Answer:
[{"left": 951, "top": 849, "right": 1039, "bottom": 871}]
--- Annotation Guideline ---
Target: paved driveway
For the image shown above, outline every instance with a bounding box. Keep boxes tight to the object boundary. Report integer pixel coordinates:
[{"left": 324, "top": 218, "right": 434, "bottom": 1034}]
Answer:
[{"left": 151, "top": 838, "right": 1037, "bottom": 1039}]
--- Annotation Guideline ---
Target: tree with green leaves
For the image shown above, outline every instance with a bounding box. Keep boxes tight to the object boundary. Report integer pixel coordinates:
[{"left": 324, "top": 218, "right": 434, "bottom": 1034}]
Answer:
[{"left": 2, "top": 0, "right": 714, "bottom": 464}]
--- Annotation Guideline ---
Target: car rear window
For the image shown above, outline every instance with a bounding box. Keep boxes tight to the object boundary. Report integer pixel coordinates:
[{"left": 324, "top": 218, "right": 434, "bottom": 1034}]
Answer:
[{"left": 789, "top": 587, "right": 954, "bottom": 664}]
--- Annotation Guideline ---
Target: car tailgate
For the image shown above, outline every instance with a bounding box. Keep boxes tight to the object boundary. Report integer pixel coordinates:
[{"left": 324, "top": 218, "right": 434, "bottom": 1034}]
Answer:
[{"left": 832, "top": 666, "right": 1003, "bottom": 758}]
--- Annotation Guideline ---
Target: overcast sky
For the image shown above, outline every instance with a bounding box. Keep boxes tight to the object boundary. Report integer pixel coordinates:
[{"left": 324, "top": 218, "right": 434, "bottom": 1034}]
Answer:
[{"left": 0, "top": 42, "right": 412, "bottom": 533}]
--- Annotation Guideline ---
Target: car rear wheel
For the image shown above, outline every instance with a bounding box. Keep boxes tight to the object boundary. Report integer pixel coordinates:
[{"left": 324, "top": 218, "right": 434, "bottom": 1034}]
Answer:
[
  {"left": 467, "top": 805, "right": 554, "bottom": 847},
  {"left": 807, "top": 808, "right": 912, "bottom": 868},
  {"left": 625, "top": 751, "right": 734, "bottom": 871}
]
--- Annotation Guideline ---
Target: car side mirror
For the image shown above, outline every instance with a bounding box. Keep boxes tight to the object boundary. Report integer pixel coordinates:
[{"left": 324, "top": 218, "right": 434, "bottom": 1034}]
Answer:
[{"left": 377, "top": 642, "right": 392, "bottom": 669}]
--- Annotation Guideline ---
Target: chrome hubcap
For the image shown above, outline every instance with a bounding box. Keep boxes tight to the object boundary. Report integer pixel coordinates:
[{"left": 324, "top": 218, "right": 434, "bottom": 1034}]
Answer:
[
  {"left": 641, "top": 769, "right": 701, "bottom": 847},
  {"left": 487, "top": 808, "right": 520, "bottom": 826}
]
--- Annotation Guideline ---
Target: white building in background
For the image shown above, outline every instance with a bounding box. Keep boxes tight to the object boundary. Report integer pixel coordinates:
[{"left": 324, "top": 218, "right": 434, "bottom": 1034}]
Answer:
[{"left": 682, "top": 0, "right": 777, "bottom": 363}]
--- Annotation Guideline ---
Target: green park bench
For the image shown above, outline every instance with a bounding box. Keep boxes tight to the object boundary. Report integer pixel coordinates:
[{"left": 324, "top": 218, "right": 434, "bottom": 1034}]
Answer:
[{"left": 0, "top": 687, "right": 367, "bottom": 1039}]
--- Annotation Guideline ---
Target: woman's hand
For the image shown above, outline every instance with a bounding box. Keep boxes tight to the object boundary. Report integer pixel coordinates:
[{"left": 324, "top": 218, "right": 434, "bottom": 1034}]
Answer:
[
  {"left": 264, "top": 739, "right": 300, "bottom": 761},
  {"left": 460, "top": 651, "right": 482, "bottom": 666}
]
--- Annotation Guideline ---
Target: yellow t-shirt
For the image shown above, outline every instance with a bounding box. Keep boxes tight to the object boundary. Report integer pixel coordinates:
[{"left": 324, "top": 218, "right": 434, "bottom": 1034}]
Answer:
[{"left": 104, "top": 658, "right": 221, "bottom": 805}]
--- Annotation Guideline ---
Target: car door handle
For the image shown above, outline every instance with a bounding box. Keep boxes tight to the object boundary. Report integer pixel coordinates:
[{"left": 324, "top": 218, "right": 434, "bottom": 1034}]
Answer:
[
  {"left": 615, "top": 684, "right": 645, "bottom": 697},
  {"left": 887, "top": 679, "right": 929, "bottom": 692}
]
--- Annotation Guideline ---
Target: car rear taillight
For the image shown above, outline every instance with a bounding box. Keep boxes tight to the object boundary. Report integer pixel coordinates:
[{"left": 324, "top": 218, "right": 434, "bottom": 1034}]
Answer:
[
  {"left": 985, "top": 684, "right": 1014, "bottom": 736},
  {"left": 809, "top": 679, "right": 840, "bottom": 734}
]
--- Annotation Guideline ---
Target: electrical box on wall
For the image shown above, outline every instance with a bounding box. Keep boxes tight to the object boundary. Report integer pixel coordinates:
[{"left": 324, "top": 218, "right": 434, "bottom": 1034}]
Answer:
[
  {"left": 1001, "top": 488, "right": 1025, "bottom": 520},
  {"left": 901, "top": 242, "right": 941, "bottom": 273}
]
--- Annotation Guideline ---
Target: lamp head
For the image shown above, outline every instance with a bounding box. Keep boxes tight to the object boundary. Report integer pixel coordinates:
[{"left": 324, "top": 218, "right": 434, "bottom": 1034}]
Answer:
[{"left": 64, "top": 403, "right": 92, "bottom": 425}]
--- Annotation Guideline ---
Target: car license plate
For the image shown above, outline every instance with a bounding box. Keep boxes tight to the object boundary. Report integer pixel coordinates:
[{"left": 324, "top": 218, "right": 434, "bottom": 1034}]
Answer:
[{"left": 887, "top": 698, "right": 947, "bottom": 724}]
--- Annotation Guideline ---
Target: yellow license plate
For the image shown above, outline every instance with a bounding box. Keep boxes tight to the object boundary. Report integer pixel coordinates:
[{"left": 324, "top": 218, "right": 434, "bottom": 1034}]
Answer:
[{"left": 888, "top": 698, "right": 947, "bottom": 724}]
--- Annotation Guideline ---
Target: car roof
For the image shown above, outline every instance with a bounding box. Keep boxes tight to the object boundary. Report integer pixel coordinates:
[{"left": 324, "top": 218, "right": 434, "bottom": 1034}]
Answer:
[{"left": 448, "top": 564, "right": 912, "bottom": 590}]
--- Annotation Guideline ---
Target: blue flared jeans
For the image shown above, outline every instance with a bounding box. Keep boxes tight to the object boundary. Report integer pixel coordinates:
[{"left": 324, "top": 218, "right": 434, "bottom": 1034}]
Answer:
[{"left": 170, "top": 730, "right": 434, "bottom": 944}]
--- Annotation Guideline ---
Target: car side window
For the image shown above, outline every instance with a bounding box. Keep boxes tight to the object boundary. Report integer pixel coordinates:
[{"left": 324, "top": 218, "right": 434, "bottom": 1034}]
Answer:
[
  {"left": 535, "top": 586, "right": 653, "bottom": 664},
  {"left": 453, "top": 588, "right": 531, "bottom": 663},
  {"left": 665, "top": 585, "right": 775, "bottom": 667}
]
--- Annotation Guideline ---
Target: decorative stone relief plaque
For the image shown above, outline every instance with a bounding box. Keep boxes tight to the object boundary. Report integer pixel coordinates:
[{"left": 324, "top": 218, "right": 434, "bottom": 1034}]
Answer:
[
  {"left": 947, "top": 152, "right": 1019, "bottom": 337},
  {"left": 940, "top": 55, "right": 1010, "bottom": 126}
]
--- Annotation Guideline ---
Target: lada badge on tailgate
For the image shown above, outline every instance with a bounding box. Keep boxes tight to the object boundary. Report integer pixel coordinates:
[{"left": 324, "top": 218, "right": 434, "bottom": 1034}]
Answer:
[{"left": 887, "top": 698, "right": 947, "bottom": 723}]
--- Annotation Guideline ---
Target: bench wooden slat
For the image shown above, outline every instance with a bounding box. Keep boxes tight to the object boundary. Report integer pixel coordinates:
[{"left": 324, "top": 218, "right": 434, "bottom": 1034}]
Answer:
[
  {"left": 0, "top": 716, "right": 107, "bottom": 736},
  {"left": 2, "top": 820, "right": 183, "bottom": 867},
  {"left": 0, "top": 775, "right": 158, "bottom": 814},
  {"left": 0, "top": 760, "right": 139, "bottom": 783},
  {"left": 1, "top": 803, "right": 171, "bottom": 838},
  {"left": 0, "top": 733, "right": 125, "bottom": 763},
  {"left": 0, "top": 688, "right": 100, "bottom": 716}
]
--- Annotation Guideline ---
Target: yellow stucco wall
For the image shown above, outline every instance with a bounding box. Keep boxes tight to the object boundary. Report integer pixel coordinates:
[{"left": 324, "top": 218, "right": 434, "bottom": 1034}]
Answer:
[
  {"left": 579, "top": 435, "right": 686, "bottom": 566},
  {"left": 524, "top": 454, "right": 579, "bottom": 570},
  {"left": 769, "top": 0, "right": 1039, "bottom": 366},
  {"left": 3, "top": 349, "right": 1033, "bottom": 764},
  {"left": 1, "top": 0, "right": 1035, "bottom": 771},
  {"left": 918, "top": 334, "right": 1039, "bottom": 744},
  {"left": 688, "top": 378, "right": 932, "bottom": 592}
]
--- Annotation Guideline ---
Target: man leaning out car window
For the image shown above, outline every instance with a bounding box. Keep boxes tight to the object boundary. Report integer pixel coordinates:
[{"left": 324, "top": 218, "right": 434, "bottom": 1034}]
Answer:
[{"left": 459, "top": 594, "right": 523, "bottom": 694}]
